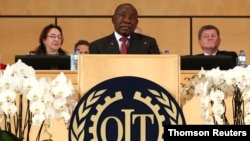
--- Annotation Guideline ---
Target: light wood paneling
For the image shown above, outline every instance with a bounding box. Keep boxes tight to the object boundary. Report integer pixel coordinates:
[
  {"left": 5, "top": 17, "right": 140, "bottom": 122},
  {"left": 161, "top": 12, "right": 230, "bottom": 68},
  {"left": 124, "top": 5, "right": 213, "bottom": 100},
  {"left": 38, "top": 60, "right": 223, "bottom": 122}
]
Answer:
[
  {"left": 2, "top": 17, "right": 250, "bottom": 66},
  {"left": 78, "top": 54, "right": 181, "bottom": 103},
  {"left": 58, "top": 18, "right": 114, "bottom": 54},
  {"left": 1, "top": 1, "right": 250, "bottom": 65},
  {"left": 1, "top": 0, "right": 250, "bottom": 15},
  {"left": 136, "top": 18, "right": 190, "bottom": 55},
  {"left": 0, "top": 18, "right": 55, "bottom": 64}
]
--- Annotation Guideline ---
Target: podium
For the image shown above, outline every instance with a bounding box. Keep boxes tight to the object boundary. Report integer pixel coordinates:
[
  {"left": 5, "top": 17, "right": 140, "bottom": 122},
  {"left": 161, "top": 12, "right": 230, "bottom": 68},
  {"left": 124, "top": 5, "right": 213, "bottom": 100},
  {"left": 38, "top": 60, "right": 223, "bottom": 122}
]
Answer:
[
  {"left": 67, "top": 54, "right": 184, "bottom": 141},
  {"left": 78, "top": 54, "right": 181, "bottom": 104}
]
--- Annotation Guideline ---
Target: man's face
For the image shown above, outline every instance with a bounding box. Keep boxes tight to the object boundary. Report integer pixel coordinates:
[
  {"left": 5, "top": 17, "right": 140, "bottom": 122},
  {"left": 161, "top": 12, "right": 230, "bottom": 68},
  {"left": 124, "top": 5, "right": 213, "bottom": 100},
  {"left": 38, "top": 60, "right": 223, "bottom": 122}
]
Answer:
[
  {"left": 76, "top": 45, "right": 89, "bottom": 54},
  {"left": 198, "top": 29, "right": 221, "bottom": 53},
  {"left": 112, "top": 5, "right": 138, "bottom": 37}
]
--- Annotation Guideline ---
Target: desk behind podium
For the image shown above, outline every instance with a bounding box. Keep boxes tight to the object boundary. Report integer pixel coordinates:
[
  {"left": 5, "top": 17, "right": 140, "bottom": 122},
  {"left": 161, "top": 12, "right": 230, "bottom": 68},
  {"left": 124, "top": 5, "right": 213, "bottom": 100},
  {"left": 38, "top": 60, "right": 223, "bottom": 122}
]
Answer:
[{"left": 181, "top": 55, "right": 237, "bottom": 70}]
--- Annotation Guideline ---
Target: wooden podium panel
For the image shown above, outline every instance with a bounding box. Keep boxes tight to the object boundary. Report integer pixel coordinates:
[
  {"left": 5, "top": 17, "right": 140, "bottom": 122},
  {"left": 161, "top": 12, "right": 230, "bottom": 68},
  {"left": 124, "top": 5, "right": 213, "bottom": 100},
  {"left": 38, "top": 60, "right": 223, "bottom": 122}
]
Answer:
[{"left": 78, "top": 54, "right": 181, "bottom": 104}]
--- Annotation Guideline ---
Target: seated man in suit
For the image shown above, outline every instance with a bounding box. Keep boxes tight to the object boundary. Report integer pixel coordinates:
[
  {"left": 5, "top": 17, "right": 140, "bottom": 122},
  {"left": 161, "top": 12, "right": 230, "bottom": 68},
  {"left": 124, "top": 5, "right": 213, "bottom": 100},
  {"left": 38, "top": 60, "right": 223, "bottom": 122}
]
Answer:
[
  {"left": 89, "top": 3, "right": 160, "bottom": 54},
  {"left": 196, "top": 24, "right": 238, "bottom": 59},
  {"left": 74, "top": 39, "right": 90, "bottom": 54}
]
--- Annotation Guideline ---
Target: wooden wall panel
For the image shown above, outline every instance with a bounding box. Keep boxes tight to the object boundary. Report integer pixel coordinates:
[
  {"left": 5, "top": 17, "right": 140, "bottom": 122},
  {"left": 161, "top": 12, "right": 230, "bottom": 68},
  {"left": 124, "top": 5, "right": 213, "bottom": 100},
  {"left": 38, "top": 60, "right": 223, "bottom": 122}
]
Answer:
[
  {"left": 192, "top": 18, "right": 250, "bottom": 63},
  {"left": 58, "top": 18, "right": 114, "bottom": 54},
  {"left": 0, "top": 18, "right": 55, "bottom": 64},
  {"left": 59, "top": 18, "right": 190, "bottom": 55},
  {"left": 1, "top": 0, "right": 250, "bottom": 65},
  {"left": 2, "top": 17, "right": 250, "bottom": 65},
  {"left": 136, "top": 18, "right": 190, "bottom": 55},
  {"left": 1, "top": 0, "right": 250, "bottom": 15}
]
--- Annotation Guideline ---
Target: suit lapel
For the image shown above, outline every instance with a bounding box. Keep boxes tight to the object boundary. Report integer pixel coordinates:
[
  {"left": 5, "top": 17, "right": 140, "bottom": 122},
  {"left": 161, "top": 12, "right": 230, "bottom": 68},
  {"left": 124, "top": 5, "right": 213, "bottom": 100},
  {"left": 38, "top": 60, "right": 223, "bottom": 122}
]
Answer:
[
  {"left": 128, "top": 34, "right": 140, "bottom": 53},
  {"left": 108, "top": 34, "right": 120, "bottom": 53}
]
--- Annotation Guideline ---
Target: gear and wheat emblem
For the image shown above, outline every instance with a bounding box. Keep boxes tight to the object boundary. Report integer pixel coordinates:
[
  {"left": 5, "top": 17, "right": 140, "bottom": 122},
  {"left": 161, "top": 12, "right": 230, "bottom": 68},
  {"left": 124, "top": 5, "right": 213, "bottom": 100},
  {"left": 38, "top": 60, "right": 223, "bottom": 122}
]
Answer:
[{"left": 68, "top": 76, "right": 186, "bottom": 141}]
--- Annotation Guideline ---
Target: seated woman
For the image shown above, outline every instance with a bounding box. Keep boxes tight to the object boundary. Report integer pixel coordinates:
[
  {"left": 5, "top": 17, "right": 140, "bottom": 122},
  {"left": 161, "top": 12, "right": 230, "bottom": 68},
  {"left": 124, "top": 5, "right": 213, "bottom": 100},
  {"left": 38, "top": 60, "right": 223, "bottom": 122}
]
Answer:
[{"left": 29, "top": 24, "right": 67, "bottom": 55}]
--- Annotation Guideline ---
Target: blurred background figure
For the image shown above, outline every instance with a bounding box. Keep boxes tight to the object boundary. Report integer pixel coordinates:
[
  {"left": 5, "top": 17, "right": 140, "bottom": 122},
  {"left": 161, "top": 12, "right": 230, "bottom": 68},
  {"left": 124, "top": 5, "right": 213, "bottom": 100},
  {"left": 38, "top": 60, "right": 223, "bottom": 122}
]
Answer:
[
  {"left": 74, "top": 40, "right": 90, "bottom": 54},
  {"left": 134, "top": 26, "right": 143, "bottom": 34},
  {"left": 29, "top": 24, "right": 68, "bottom": 55}
]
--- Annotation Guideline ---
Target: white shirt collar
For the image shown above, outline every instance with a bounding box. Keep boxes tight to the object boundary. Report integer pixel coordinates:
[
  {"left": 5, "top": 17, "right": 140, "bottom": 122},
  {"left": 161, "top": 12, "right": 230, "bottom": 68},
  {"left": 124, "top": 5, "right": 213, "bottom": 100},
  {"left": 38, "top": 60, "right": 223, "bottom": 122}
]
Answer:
[
  {"left": 114, "top": 31, "right": 130, "bottom": 41},
  {"left": 204, "top": 50, "right": 217, "bottom": 56}
]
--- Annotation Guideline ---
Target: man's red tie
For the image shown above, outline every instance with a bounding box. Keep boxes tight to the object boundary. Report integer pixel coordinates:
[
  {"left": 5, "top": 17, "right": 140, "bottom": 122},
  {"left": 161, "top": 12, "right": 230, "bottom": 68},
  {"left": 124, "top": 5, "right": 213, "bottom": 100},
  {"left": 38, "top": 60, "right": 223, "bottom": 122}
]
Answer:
[{"left": 120, "top": 37, "right": 128, "bottom": 54}]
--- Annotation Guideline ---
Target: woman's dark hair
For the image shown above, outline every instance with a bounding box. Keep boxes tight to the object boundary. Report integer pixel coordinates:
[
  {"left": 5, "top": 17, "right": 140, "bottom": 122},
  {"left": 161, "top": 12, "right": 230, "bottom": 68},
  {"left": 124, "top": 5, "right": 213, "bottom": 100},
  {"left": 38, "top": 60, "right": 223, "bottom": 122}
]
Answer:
[{"left": 30, "top": 24, "right": 67, "bottom": 55}]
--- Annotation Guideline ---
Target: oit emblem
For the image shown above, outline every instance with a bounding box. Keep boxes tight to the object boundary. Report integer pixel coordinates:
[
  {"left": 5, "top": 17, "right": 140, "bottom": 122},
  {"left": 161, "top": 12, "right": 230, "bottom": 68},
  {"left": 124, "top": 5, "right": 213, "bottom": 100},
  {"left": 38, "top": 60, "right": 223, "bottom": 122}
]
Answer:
[{"left": 68, "top": 76, "right": 186, "bottom": 141}]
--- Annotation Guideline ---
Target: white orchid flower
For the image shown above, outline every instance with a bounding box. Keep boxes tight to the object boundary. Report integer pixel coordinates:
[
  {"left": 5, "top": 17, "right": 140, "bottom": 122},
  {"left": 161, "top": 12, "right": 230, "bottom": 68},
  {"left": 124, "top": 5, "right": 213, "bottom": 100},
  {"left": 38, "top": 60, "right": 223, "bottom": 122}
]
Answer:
[
  {"left": 53, "top": 98, "right": 67, "bottom": 111},
  {"left": 32, "top": 114, "right": 46, "bottom": 125},
  {"left": 45, "top": 106, "right": 55, "bottom": 120},
  {"left": 214, "top": 114, "right": 224, "bottom": 125},
  {"left": 210, "top": 89, "right": 225, "bottom": 103},
  {"left": 244, "top": 114, "right": 250, "bottom": 125},
  {"left": 245, "top": 101, "right": 250, "bottom": 114},
  {"left": 212, "top": 102, "right": 225, "bottom": 116},
  {"left": 27, "top": 86, "right": 45, "bottom": 101},
  {"left": 29, "top": 100, "right": 46, "bottom": 114},
  {"left": 0, "top": 59, "right": 77, "bottom": 138},
  {"left": 199, "top": 95, "right": 210, "bottom": 110},
  {"left": 1, "top": 102, "right": 17, "bottom": 116}
]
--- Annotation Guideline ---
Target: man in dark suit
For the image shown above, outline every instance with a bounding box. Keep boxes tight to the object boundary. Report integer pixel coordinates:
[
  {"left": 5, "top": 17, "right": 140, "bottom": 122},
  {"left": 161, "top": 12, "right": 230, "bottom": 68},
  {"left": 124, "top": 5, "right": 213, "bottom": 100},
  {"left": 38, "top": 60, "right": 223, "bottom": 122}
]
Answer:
[
  {"left": 196, "top": 25, "right": 238, "bottom": 66},
  {"left": 89, "top": 3, "right": 160, "bottom": 54},
  {"left": 196, "top": 24, "right": 237, "bottom": 58}
]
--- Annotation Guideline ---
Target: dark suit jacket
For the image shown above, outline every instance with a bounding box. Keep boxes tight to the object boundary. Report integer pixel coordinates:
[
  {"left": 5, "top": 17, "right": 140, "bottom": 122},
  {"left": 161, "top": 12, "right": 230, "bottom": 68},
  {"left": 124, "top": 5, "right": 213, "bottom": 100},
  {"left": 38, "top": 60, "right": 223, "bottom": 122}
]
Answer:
[
  {"left": 196, "top": 50, "right": 238, "bottom": 59},
  {"left": 89, "top": 33, "right": 160, "bottom": 54},
  {"left": 195, "top": 50, "right": 238, "bottom": 67}
]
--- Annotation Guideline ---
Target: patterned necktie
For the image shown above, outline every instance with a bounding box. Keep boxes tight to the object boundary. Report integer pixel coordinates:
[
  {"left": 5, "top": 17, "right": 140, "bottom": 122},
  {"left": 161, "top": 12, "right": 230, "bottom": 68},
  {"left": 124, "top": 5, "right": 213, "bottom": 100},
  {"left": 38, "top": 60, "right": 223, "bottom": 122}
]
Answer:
[{"left": 120, "top": 37, "right": 128, "bottom": 54}]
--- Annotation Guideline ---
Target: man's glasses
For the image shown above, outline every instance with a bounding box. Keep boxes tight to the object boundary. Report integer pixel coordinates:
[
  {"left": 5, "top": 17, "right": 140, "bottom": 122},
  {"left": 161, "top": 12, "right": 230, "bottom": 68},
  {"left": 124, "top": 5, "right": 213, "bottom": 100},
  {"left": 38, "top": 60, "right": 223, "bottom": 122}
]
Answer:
[{"left": 47, "top": 35, "right": 63, "bottom": 40}]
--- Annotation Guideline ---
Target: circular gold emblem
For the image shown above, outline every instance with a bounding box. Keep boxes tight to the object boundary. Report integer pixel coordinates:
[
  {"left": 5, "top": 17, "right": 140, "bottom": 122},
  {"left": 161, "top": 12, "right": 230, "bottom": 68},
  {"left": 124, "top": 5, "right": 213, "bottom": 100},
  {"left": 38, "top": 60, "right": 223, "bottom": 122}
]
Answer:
[{"left": 68, "top": 76, "right": 185, "bottom": 141}]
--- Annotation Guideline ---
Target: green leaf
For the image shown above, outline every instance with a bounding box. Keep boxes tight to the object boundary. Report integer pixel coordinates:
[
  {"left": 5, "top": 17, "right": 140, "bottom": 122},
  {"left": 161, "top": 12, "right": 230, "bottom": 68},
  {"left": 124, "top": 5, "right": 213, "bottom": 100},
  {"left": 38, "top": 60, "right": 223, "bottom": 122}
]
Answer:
[{"left": 0, "top": 130, "right": 19, "bottom": 141}]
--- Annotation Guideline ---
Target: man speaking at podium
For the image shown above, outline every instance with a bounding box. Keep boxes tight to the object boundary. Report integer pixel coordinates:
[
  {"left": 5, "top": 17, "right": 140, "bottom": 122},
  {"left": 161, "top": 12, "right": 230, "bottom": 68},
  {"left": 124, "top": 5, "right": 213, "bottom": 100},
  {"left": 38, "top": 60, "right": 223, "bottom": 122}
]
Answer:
[{"left": 89, "top": 3, "right": 160, "bottom": 54}]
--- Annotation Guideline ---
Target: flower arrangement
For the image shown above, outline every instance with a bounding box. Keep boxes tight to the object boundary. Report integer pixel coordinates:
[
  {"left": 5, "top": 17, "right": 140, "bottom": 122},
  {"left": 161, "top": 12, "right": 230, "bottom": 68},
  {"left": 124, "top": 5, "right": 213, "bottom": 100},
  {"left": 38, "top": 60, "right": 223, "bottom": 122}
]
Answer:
[
  {"left": 0, "top": 60, "right": 78, "bottom": 141},
  {"left": 181, "top": 66, "right": 250, "bottom": 125}
]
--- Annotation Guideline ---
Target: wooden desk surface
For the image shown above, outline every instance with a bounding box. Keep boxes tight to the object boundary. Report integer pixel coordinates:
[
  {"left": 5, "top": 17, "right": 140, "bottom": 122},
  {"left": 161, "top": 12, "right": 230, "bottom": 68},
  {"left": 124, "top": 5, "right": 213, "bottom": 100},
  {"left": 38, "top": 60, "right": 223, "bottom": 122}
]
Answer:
[{"left": 36, "top": 70, "right": 78, "bottom": 86}]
